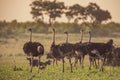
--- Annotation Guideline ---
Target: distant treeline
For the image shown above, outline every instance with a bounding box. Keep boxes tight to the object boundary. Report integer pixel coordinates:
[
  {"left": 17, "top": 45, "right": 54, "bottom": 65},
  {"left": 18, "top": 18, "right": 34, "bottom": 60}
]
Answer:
[{"left": 0, "top": 20, "right": 120, "bottom": 38}]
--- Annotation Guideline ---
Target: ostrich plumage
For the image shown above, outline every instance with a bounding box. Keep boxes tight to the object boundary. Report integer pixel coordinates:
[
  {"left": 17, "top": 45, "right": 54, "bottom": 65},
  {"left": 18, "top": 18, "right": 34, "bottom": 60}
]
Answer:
[
  {"left": 111, "top": 47, "right": 120, "bottom": 66},
  {"left": 23, "top": 28, "right": 44, "bottom": 72},
  {"left": 73, "top": 30, "right": 88, "bottom": 69},
  {"left": 23, "top": 28, "right": 44, "bottom": 57},
  {"left": 23, "top": 42, "right": 44, "bottom": 57},
  {"left": 86, "top": 31, "right": 114, "bottom": 71},
  {"left": 47, "top": 29, "right": 75, "bottom": 72}
]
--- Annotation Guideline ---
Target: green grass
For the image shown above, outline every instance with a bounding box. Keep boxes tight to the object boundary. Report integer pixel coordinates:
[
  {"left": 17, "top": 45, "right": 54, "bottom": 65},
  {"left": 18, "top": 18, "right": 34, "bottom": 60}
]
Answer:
[
  {"left": 0, "top": 57, "right": 120, "bottom": 80},
  {"left": 0, "top": 33, "right": 120, "bottom": 80}
]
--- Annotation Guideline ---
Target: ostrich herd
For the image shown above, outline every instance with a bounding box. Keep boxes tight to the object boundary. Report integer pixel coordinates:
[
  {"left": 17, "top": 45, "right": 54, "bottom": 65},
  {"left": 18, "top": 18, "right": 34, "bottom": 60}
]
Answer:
[{"left": 23, "top": 28, "right": 120, "bottom": 73}]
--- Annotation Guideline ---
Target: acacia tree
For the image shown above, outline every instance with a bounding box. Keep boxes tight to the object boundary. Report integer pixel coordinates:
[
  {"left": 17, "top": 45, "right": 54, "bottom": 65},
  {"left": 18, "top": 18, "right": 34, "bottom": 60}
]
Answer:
[
  {"left": 65, "top": 3, "right": 111, "bottom": 30},
  {"left": 65, "top": 4, "right": 86, "bottom": 23},
  {"left": 44, "top": 0, "right": 65, "bottom": 25},
  {"left": 30, "top": 1, "right": 112, "bottom": 33},
  {"left": 30, "top": 0, "right": 44, "bottom": 22},
  {"left": 30, "top": 0, "right": 65, "bottom": 32},
  {"left": 85, "top": 3, "right": 112, "bottom": 28}
]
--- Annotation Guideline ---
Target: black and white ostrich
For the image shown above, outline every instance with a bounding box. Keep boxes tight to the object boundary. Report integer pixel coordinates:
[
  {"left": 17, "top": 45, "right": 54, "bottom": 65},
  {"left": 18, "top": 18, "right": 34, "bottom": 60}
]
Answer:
[
  {"left": 47, "top": 28, "right": 65, "bottom": 71},
  {"left": 73, "top": 30, "right": 90, "bottom": 69},
  {"left": 86, "top": 31, "right": 114, "bottom": 71},
  {"left": 47, "top": 29, "right": 75, "bottom": 72},
  {"left": 74, "top": 30, "right": 84, "bottom": 68},
  {"left": 23, "top": 28, "right": 44, "bottom": 72},
  {"left": 58, "top": 31, "right": 75, "bottom": 72},
  {"left": 64, "top": 30, "right": 87, "bottom": 70},
  {"left": 26, "top": 57, "right": 51, "bottom": 70},
  {"left": 46, "top": 28, "right": 60, "bottom": 66}
]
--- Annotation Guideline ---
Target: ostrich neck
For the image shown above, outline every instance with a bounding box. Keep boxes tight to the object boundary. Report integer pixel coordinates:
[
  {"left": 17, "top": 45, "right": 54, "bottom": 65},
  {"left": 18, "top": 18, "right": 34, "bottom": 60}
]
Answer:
[
  {"left": 66, "top": 34, "right": 68, "bottom": 43},
  {"left": 89, "top": 33, "right": 91, "bottom": 43},
  {"left": 30, "top": 31, "right": 32, "bottom": 42},
  {"left": 80, "top": 31, "right": 83, "bottom": 43},
  {"left": 53, "top": 31, "right": 55, "bottom": 44}
]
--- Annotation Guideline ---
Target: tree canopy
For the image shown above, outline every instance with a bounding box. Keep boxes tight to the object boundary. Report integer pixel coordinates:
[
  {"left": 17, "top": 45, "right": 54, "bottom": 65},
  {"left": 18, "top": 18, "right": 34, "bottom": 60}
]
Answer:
[
  {"left": 30, "top": 0, "right": 112, "bottom": 29},
  {"left": 30, "top": 0, "right": 66, "bottom": 26}
]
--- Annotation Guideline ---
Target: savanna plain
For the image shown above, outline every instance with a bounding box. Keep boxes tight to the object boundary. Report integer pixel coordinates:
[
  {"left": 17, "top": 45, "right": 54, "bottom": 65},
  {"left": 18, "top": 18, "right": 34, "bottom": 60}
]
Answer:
[{"left": 0, "top": 33, "right": 120, "bottom": 80}]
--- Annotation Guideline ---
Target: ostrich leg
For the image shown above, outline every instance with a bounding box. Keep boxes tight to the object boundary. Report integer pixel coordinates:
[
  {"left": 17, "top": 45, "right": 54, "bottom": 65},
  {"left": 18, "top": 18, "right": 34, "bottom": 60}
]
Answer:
[
  {"left": 69, "top": 58, "right": 73, "bottom": 73},
  {"left": 30, "top": 56, "right": 33, "bottom": 72},
  {"left": 62, "top": 58, "right": 65, "bottom": 72},
  {"left": 74, "top": 57, "right": 78, "bottom": 69},
  {"left": 38, "top": 56, "right": 40, "bottom": 73}
]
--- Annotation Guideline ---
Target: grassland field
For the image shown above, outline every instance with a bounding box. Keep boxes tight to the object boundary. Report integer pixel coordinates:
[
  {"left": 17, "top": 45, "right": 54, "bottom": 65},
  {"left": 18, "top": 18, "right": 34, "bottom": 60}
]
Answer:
[{"left": 0, "top": 33, "right": 120, "bottom": 80}]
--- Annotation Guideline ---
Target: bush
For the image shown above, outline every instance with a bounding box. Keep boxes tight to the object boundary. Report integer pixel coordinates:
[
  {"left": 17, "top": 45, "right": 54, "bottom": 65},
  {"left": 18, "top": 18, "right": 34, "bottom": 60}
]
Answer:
[{"left": 0, "top": 21, "right": 120, "bottom": 38}]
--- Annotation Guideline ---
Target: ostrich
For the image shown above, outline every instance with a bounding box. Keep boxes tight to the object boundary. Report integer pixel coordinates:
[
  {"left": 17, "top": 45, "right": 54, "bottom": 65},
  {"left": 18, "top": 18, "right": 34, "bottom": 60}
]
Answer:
[
  {"left": 47, "top": 29, "right": 75, "bottom": 72},
  {"left": 74, "top": 30, "right": 84, "bottom": 68},
  {"left": 87, "top": 31, "right": 100, "bottom": 69},
  {"left": 47, "top": 28, "right": 65, "bottom": 71},
  {"left": 23, "top": 28, "right": 44, "bottom": 72},
  {"left": 58, "top": 31, "right": 76, "bottom": 72},
  {"left": 46, "top": 28, "right": 60, "bottom": 66},
  {"left": 74, "top": 30, "right": 90, "bottom": 69},
  {"left": 86, "top": 31, "right": 114, "bottom": 71},
  {"left": 26, "top": 57, "right": 51, "bottom": 70}
]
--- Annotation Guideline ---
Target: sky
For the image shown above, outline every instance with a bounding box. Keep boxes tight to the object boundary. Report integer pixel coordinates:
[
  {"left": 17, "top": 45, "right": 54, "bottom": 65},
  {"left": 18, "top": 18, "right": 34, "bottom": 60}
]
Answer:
[{"left": 0, "top": 0, "right": 120, "bottom": 23}]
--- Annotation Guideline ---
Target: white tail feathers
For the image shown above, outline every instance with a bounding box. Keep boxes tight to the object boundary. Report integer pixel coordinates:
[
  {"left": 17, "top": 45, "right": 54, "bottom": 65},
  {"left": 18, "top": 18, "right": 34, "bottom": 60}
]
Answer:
[{"left": 37, "top": 46, "right": 41, "bottom": 53}]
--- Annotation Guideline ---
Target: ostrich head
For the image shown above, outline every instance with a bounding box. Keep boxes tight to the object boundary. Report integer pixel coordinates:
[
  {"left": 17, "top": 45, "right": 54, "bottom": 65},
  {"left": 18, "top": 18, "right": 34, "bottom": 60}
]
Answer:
[
  {"left": 64, "top": 31, "right": 68, "bottom": 34},
  {"left": 52, "top": 28, "right": 55, "bottom": 32}
]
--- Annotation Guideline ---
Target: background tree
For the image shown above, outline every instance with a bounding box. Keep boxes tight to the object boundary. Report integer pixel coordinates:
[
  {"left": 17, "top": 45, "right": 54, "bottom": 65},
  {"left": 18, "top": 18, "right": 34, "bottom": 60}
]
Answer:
[
  {"left": 30, "top": 1, "right": 113, "bottom": 35},
  {"left": 44, "top": 0, "right": 65, "bottom": 25},
  {"left": 85, "top": 3, "right": 112, "bottom": 28},
  {"left": 30, "top": 0, "right": 44, "bottom": 22},
  {"left": 30, "top": 0, "right": 66, "bottom": 32},
  {"left": 65, "top": 4, "right": 86, "bottom": 23}
]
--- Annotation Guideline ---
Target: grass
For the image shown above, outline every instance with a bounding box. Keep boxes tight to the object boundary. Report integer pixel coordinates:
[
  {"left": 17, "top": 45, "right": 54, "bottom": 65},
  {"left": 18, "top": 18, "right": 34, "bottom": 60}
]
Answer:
[{"left": 0, "top": 33, "right": 120, "bottom": 80}]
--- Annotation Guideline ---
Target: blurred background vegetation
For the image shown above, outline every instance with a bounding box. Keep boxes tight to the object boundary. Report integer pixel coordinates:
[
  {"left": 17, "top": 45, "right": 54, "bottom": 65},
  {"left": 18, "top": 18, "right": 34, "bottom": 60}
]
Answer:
[{"left": 0, "top": 20, "right": 120, "bottom": 38}]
